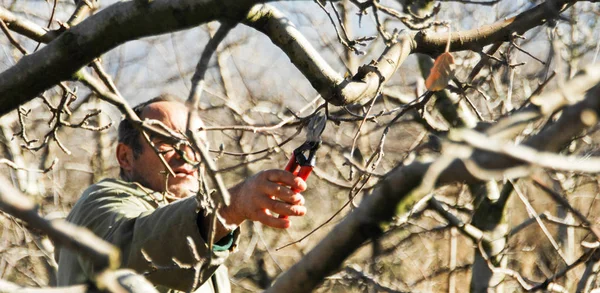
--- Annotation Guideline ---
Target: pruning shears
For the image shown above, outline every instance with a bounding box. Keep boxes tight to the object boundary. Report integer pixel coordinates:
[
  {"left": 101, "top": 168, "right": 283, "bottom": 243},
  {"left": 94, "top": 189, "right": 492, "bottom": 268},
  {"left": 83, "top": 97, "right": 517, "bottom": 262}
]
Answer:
[{"left": 279, "top": 111, "right": 326, "bottom": 219}]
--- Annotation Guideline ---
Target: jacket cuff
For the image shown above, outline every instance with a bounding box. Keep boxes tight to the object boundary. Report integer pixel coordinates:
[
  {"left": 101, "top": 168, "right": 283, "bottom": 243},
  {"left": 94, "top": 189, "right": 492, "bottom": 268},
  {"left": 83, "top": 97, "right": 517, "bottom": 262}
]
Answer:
[{"left": 195, "top": 208, "right": 241, "bottom": 253}]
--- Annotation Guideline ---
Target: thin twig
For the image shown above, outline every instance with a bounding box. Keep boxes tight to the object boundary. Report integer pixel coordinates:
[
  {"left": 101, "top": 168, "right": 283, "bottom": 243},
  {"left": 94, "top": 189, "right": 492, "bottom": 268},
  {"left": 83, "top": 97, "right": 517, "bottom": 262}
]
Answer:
[
  {"left": 523, "top": 71, "right": 557, "bottom": 106},
  {"left": 529, "top": 249, "right": 596, "bottom": 292},
  {"left": 199, "top": 97, "right": 322, "bottom": 132},
  {"left": 511, "top": 40, "right": 546, "bottom": 65},
  {"left": 276, "top": 173, "right": 371, "bottom": 251},
  {"left": 212, "top": 126, "right": 302, "bottom": 158},
  {"left": 186, "top": 21, "right": 236, "bottom": 254},
  {"left": 33, "top": 0, "right": 58, "bottom": 52},
  {"left": 0, "top": 19, "right": 27, "bottom": 55},
  {"left": 532, "top": 176, "right": 600, "bottom": 240},
  {"left": 510, "top": 180, "right": 569, "bottom": 264},
  {"left": 350, "top": 91, "right": 382, "bottom": 168},
  {"left": 0, "top": 158, "right": 58, "bottom": 174}
]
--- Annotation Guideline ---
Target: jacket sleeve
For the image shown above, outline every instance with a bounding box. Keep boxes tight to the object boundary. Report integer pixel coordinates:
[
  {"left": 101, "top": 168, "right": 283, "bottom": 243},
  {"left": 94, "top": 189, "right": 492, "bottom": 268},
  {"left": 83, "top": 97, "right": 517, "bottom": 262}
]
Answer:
[{"left": 70, "top": 188, "right": 237, "bottom": 292}]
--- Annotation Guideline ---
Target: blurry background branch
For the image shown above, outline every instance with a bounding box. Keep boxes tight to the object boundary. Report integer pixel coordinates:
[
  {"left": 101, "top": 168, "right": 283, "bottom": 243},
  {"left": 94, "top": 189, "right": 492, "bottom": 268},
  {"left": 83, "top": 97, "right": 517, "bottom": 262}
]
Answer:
[{"left": 0, "top": 174, "right": 158, "bottom": 292}]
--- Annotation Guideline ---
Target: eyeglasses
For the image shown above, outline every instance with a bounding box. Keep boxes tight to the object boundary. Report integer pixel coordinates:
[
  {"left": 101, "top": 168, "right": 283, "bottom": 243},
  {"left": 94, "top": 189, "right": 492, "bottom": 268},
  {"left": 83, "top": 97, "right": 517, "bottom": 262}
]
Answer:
[{"left": 152, "top": 137, "right": 201, "bottom": 166}]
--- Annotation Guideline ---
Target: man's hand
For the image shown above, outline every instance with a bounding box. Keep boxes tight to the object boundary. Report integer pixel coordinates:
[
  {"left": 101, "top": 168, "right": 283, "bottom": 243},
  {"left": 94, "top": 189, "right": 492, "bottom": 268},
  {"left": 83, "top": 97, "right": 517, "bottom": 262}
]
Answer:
[{"left": 219, "top": 169, "right": 307, "bottom": 229}]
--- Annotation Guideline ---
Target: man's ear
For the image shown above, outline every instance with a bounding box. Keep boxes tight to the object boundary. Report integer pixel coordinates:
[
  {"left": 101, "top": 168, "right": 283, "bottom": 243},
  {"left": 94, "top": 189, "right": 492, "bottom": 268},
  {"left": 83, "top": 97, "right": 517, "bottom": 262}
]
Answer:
[{"left": 116, "top": 143, "right": 134, "bottom": 173}]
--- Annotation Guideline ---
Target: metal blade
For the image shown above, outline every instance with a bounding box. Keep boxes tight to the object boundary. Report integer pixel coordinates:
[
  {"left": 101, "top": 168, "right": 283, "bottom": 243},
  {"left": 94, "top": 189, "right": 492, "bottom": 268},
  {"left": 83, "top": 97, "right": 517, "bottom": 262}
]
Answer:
[{"left": 305, "top": 110, "right": 326, "bottom": 142}]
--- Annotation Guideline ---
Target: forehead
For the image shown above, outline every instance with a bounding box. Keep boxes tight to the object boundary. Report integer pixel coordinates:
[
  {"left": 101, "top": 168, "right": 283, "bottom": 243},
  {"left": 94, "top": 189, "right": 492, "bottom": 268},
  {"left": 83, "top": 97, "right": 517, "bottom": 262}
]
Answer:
[{"left": 140, "top": 101, "right": 202, "bottom": 132}]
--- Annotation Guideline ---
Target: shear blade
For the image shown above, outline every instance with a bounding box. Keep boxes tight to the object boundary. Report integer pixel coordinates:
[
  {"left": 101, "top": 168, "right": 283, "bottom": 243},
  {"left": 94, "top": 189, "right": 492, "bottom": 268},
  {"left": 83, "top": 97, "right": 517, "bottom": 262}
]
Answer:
[{"left": 305, "top": 111, "right": 326, "bottom": 142}]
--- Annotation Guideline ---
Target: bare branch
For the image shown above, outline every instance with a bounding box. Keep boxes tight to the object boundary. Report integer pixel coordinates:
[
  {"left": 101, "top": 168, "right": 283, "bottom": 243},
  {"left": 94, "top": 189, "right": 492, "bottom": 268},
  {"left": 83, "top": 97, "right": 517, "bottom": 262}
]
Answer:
[
  {"left": 0, "top": 175, "right": 119, "bottom": 274},
  {"left": 532, "top": 177, "right": 600, "bottom": 240},
  {"left": 0, "top": 18, "right": 27, "bottom": 55},
  {"left": 245, "top": 4, "right": 413, "bottom": 106},
  {"left": 0, "top": 279, "right": 90, "bottom": 293},
  {"left": 452, "top": 128, "right": 600, "bottom": 174},
  {"left": 267, "top": 65, "right": 600, "bottom": 293},
  {"left": 340, "top": 265, "right": 409, "bottom": 293},
  {"left": 413, "top": 0, "right": 576, "bottom": 56},
  {"left": 428, "top": 196, "right": 488, "bottom": 243},
  {"left": 0, "top": 0, "right": 580, "bottom": 114},
  {"left": 510, "top": 180, "right": 569, "bottom": 264},
  {"left": 0, "top": 157, "right": 57, "bottom": 173},
  {"left": 0, "top": 7, "right": 55, "bottom": 43}
]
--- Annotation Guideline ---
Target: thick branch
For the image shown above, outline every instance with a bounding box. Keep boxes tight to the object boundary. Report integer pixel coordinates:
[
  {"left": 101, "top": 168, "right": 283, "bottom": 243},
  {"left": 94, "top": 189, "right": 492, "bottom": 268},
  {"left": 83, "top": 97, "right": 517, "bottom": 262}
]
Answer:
[
  {"left": 0, "top": 269, "right": 157, "bottom": 293},
  {"left": 412, "top": 0, "right": 576, "bottom": 56},
  {"left": 0, "top": 0, "right": 265, "bottom": 116},
  {"left": 244, "top": 4, "right": 413, "bottom": 106},
  {"left": 0, "top": 279, "right": 91, "bottom": 293},
  {"left": 0, "top": 175, "right": 161, "bottom": 292},
  {"left": 0, "top": 175, "right": 119, "bottom": 272}
]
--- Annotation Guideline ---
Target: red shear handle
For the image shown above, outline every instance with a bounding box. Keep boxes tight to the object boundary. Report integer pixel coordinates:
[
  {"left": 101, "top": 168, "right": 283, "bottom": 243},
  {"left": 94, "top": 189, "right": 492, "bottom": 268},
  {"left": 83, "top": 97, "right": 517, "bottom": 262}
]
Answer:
[
  {"left": 279, "top": 155, "right": 314, "bottom": 219},
  {"left": 284, "top": 153, "right": 298, "bottom": 176},
  {"left": 284, "top": 154, "right": 314, "bottom": 188}
]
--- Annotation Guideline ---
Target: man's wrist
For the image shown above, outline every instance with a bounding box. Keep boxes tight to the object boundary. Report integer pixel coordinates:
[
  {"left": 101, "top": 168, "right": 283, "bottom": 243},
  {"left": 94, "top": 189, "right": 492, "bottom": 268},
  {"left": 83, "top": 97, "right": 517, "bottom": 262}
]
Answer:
[
  {"left": 220, "top": 184, "right": 246, "bottom": 226},
  {"left": 217, "top": 205, "right": 244, "bottom": 228}
]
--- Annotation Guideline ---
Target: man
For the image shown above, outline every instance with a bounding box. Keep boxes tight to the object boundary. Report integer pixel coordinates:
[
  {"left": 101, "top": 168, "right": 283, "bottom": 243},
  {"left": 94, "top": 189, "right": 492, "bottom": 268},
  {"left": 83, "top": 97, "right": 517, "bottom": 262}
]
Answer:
[{"left": 56, "top": 95, "right": 307, "bottom": 292}]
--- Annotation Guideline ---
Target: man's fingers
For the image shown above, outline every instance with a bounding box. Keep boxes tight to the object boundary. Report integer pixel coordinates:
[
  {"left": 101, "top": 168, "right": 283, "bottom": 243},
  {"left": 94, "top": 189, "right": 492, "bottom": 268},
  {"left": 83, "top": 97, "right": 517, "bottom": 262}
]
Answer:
[
  {"left": 254, "top": 204, "right": 307, "bottom": 229},
  {"left": 278, "top": 192, "right": 305, "bottom": 206},
  {"left": 255, "top": 212, "right": 291, "bottom": 229},
  {"left": 238, "top": 169, "right": 310, "bottom": 229},
  {"left": 262, "top": 181, "right": 305, "bottom": 205},
  {"left": 259, "top": 196, "right": 306, "bottom": 217},
  {"left": 263, "top": 170, "right": 307, "bottom": 192}
]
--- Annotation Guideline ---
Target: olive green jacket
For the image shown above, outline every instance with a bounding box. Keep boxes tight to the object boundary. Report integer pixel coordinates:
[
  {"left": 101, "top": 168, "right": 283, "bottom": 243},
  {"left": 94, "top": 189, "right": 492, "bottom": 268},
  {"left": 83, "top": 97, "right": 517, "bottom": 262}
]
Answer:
[{"left": 56, "top": 178, "right": 239, "bottom": 293}]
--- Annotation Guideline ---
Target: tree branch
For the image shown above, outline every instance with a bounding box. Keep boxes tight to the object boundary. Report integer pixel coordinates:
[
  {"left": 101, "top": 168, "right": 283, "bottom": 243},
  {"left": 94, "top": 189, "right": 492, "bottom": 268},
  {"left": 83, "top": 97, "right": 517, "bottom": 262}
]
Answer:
[
  {"left": 267, "top": 65, "right": 600, "bottom": 292},
  {"left": 0, "top": 175, "right": 119, "bottom": 272},
  {"left": 244, "top": 4, "right": 413, "bottom": 106},
  {"left": 0, "top": 0, "right": 579, "bottom": 115},
  {"left": 0, "top": 0, "right": 264, "bottom": 116},
  {"left": 412, "top": 0, "right": 576, "bottom": 56},
  {"left": 0, "top": 174, "right": 161, "bottom": 292},
  {"left": 0, "top": 7, "right": 55, "bottom": 43}
]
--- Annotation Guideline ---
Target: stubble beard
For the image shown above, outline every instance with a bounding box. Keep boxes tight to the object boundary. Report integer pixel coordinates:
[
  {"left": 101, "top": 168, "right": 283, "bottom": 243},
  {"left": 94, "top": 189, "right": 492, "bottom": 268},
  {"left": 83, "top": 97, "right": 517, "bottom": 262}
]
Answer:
[
  {"left": 166, "top": 174, "right": 200, "bottom": 199},
  {"left": 126, "top": 169, "right": 199, "bottom": 199}
]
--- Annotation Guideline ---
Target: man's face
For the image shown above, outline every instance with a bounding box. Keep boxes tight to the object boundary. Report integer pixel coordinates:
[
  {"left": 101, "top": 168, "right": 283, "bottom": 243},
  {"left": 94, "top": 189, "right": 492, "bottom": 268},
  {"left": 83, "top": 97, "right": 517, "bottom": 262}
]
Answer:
[{"left": 126, "top": 101, "right": 203, "bottom": 198}]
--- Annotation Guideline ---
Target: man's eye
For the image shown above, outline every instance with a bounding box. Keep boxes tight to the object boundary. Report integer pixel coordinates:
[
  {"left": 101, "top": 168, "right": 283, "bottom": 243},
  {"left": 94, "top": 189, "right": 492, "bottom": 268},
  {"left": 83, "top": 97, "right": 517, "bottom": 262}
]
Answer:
[
  {"left": 155, "top": 143, "right": 175, "bottom": 153},
  {"left": 157, "top": 147, "right": 174, "bottom": 155}
]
